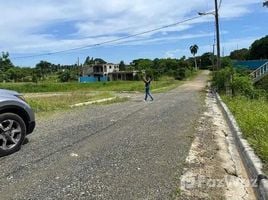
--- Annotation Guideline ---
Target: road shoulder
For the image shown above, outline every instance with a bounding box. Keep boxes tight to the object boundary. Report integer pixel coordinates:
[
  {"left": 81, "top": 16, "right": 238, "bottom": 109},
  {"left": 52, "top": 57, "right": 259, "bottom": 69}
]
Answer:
[{"left": 179, "top": 91, "right": 256, "bottom": 200}]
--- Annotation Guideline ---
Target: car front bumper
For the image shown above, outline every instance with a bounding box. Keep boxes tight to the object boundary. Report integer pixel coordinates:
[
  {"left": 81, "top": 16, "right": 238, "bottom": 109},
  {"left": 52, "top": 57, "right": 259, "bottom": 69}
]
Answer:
[{"left": 27, "top": 121, "right": 36, "bottom": 134}]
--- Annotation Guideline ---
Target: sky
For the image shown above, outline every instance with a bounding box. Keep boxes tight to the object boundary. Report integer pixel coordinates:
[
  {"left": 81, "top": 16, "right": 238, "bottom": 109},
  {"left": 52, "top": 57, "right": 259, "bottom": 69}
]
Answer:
[{"left": 0, "top": 0, "right": 267, "bottom": 67}]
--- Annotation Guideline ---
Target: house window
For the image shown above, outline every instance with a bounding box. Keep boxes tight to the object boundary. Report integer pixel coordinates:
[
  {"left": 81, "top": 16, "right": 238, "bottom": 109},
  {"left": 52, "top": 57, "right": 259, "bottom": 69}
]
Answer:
[{"left": 109, "top": 66, "right": 112, "bottom": 69}]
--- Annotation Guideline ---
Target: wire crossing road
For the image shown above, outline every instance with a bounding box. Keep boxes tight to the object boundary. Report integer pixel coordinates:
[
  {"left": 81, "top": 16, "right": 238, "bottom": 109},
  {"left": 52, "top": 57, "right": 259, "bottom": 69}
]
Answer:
[{"left": 0, "top": 71, "right": 208, "bottom": 200}]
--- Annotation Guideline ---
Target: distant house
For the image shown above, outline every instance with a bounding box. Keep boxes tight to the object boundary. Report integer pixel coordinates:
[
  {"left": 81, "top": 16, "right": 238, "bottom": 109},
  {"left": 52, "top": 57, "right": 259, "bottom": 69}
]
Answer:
[
  {"left": 79, "top": 62, "right": 138, "bottom": 82},
  {"left": 108, "top": 71, "right": 139, "bottom": 81}
]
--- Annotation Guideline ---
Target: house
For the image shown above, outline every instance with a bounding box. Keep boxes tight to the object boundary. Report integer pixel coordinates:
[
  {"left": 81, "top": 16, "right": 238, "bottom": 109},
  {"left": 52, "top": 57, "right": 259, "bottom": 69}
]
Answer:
[
  {"left": 79, "top": 62, "right": 138, "bottom": 82},
  {"left": 108, "top": 71, "right": 138, "bottom": 81}
]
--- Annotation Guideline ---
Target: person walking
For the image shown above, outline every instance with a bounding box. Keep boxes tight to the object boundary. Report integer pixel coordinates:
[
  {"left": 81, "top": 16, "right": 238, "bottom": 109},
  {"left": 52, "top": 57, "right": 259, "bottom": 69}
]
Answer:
[{"left": 143, "top": 76, "right": 154, "bottom": 101}]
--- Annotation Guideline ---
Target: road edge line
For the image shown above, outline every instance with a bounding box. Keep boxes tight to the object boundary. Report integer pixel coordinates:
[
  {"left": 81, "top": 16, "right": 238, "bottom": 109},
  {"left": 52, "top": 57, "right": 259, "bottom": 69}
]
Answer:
[
  {"left": 215, "top": 92, "right": 268, "bottom": 200},
  {"left": 70, "top": 97, "right": 117, "bottom": 108}
]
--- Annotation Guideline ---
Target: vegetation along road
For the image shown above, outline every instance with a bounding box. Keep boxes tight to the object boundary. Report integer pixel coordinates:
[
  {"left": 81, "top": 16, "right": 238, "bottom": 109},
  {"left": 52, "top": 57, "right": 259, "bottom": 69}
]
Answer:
[{"left": 0, "top": 72, "right": 209, "bottom": 199}]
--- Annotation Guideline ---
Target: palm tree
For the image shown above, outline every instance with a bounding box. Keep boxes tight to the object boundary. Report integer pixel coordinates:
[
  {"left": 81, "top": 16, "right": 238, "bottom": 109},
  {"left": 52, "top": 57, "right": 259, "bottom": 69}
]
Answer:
[{"left": 190, "top": 45, "right": 199, "bottom": 70}]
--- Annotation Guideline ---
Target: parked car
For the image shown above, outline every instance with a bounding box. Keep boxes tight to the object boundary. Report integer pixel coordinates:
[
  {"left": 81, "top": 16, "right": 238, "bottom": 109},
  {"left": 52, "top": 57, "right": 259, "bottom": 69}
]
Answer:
[{"left": 0, "top": 89, "right": 35, "bottom": 156}]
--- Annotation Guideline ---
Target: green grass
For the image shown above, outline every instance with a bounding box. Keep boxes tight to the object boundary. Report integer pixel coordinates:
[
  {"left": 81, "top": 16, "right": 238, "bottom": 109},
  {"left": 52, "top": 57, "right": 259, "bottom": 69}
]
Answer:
[
  {"left": 0, "top": 79, "right": 181, "bottom": 93},
  {"left": 0, "top": 73, "right": 194, "bottom": 94},
  {"left": 27, "top": 92, "right": 113, "bottom": 113},
  {"left": 222, "top": 95, "right": 268, "bottom": 174}
]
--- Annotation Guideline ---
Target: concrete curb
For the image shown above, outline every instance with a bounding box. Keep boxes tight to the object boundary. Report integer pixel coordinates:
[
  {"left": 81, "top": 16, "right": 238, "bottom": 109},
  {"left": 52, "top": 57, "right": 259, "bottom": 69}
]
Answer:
[
  {"left": 70, "top": 97, "right": 117, "bottom": 108},
  {"left": 215, "top": 93, "right": 268, "bottom": 200}
]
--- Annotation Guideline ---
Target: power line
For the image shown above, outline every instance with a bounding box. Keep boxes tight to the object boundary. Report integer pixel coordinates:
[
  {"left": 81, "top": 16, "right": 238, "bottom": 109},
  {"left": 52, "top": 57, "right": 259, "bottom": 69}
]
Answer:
[
  {"left": 219, "top": 0, "right": 223, "bottom": 9},
  {"left": 11, "top": 15, "right": 203, "bottom": 60}
]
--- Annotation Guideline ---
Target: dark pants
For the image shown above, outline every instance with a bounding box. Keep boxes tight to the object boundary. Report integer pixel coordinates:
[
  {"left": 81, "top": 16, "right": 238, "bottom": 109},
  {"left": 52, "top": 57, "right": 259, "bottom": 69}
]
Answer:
[{"left": 145, "top": 87, "right": 153, "bottom": 101}]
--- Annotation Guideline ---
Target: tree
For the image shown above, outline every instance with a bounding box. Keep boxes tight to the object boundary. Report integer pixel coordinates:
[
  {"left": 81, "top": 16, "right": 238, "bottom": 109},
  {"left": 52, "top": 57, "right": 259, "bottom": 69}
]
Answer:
[
  {"left": 264, "top": 1, "right": 268, "bottom": 7},
  {"left": 84, "top": 56, "right": 94, "bottom": 65},
  {"left": 0, "top": 52, "right": 14, "bottom": 72},
  {"left": 200, "top": 52, "right": 215, "bottom": 69},
  {"left": 249, "top": 35, "right": 268, "bottom": 59},
  {"left": 132, "top": 59, "right": 154, "bottom": 70},
  {"left": 94, "top": 58, "right": 106, "bottom": 64},
  {"left": 35, "top": 61, "right": 52, "bottom": 79},
  {"left": 221, "top": 57, "right": 232, "bottom": 68},
  {"left": 6, "top": 67, "right": 24, "bottom": 82},
  {"left": 58, "top": 70, "right": 71, "bottom": 82},
  {"left": 190, "top": 45, "right": 199, "bottom": 70},
  {"left": 32, "top": 74, "right": 38, "bottom": 83},
  {"left": 119, "top": 61, "right": 126, "bottom": 71},
  {"left": 230, "top": 48, "right": 249, "bottom": 60}
]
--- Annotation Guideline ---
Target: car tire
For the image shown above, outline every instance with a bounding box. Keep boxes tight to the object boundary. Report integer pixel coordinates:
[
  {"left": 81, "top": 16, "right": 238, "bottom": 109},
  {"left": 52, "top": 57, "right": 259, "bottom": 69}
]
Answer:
[{"left": 0, "top": 113, "right": 26, "bottom": 157}]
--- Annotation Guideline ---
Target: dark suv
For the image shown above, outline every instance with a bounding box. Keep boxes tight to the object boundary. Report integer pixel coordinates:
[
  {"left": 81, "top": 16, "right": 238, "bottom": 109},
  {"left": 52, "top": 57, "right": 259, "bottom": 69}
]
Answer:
[{"left": 0, "top": 89, "right": 35, "bottom": 156}]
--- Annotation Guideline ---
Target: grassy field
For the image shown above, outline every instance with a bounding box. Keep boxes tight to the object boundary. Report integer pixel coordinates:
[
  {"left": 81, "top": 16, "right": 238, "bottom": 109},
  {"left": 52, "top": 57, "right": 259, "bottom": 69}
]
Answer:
[
  {"left": 0, "top": 78, "right": 181, "bottom": 93},
  {"left": 222, "top": 96, "right": 268, "bottom": 173},
  {"left": 27, "top": 92, "right": 114, "bottom": 113},
  {"left": 2, "top": 73, "right": 198, "bottom": 116}
]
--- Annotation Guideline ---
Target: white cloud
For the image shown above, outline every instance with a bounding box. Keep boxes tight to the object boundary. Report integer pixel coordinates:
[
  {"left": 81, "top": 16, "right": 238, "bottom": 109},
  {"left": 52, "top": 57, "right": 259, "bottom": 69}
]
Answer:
[{"left": 0, "top": 0, "right": 260, "bottom": 55}]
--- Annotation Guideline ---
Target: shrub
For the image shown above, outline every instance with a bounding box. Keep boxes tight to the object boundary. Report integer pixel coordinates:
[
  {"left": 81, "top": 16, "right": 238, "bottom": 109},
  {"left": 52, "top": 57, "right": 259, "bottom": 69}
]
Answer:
[
  {"left": 213, "top": 66, "right": 268, "bottom": 100},
  {"left": 231, "top": 75, "right": 254, "bottom": 97},
  {"left": 58, "top": 70, "right": 71, "bottom": 82},
  {"left": 212, "top": 66, "right": 234, "bottom": 91}
]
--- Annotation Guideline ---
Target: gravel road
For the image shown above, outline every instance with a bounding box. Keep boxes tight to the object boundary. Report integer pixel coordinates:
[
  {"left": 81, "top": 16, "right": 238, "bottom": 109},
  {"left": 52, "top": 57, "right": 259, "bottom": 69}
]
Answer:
[{"left": 0, "top": 71, "right": 208, "bottom": 200}]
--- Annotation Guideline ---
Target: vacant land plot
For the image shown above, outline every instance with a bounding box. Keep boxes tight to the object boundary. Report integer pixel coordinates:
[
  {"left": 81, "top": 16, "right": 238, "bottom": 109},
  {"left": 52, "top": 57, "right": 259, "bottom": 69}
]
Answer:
[
  {"left": 1, "top": 76, "right": 193, "bottom": 116},
  {"left": 0, "top": 78, "right": 181, "bottom": 93},
  {"left": 26, "top": 92, "right": 114, "bottom": 114},
  {"left": 222, "top": 96, "right": 268, "bottom": 173}
]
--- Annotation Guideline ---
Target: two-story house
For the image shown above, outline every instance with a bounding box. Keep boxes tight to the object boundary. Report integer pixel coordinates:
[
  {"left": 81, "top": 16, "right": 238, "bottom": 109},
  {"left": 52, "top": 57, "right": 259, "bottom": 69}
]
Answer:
[{"left": 80, "top": 62, "right": 138, "bottom": 82}]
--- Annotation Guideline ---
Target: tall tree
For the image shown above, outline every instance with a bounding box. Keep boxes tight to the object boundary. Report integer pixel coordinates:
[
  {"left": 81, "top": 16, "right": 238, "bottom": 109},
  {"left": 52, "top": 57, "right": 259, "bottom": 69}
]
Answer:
[
  {"left": 0, "top": 52, "right": 14, "bottom": 72},
  {"left": 35, "top": 60, "right": 52, "bottom": 79},
  {"left": 119, "top": 61, "right": 126, "bottom": 71},
  {"left": 84, "top": 56, "right": 94, "bottom": 65},
  {"left": 249, "top": 35, "right": 268, "bottom": 59},
  {"left": 200, "top": 52, "right": 215, "bottom": 69},
  {"left": 230, "top": 48, "right": 249, "bottom": 60},
  {"left": 190, "top": 45, "right": 199, "bottom": 69},
  {"left": 94, "top": 58, "right": 106, "bottom": 64}
]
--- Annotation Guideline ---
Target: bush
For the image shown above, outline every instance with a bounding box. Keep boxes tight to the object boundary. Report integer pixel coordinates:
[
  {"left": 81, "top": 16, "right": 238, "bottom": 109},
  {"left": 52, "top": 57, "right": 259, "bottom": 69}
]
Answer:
[
  {"left": 212, "top": 66, "right": 234, "bottom": 91},
  {"left": 220, "top": 57, "right": 232, "bottom": 68},
  {"left": 231, "top": 75, "right": 254, "bottom": 97},
  {"left": 58, "top": 70, "right": 71, "bottom": 82},
  {"left": 255, "top": 75, "right": 268, "bottom": 92},
  {"left": 213, "top": 66, "right": 268, "bottom": 100}
]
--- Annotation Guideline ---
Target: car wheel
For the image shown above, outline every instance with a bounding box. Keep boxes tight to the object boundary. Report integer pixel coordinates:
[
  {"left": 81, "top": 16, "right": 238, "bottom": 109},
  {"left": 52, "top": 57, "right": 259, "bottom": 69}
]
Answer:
[{"left": 0, "top": 113, "right": 26, "bottom": 157}]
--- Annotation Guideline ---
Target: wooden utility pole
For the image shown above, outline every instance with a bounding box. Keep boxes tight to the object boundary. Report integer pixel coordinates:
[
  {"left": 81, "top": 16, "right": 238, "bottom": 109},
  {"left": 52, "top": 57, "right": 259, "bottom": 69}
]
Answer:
[
  {"left": 198, "top": 0, "right": 221, "bottom": 70},
  {"left": 215, "top": 0, "right": 221, "bottom": 70}
]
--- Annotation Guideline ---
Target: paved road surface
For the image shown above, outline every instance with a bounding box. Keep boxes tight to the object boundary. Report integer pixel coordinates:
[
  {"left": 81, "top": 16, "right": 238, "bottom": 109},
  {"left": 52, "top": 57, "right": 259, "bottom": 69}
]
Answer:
[{"left": 0, "top": 71, "right": 208, "bottom": 200}]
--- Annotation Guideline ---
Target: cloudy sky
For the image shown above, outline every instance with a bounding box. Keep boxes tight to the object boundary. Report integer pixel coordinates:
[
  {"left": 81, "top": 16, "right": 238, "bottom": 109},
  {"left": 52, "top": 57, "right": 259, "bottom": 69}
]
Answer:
[{"left": 0, "top": 0, "right": 267, "bottom": 67}]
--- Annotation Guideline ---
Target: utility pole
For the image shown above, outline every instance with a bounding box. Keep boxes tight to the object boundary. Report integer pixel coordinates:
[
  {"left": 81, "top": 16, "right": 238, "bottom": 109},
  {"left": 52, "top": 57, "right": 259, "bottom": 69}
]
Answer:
[
  {"left": 198, "top": 0, "right": 221, "bottom": 70},
  {"left": 215, "top": 0, "right": 221, "bottom": 70},
  {"left": 77, "top": 57, "right": 82, "bottom": 77},
  {"left": 212, "top": 43, "right": 215, "bottom": 71}
]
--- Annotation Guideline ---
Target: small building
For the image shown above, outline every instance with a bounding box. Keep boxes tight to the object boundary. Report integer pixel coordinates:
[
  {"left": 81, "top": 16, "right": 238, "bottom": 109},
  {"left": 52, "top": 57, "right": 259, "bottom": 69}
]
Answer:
[
  {"left": 108, "top": 71, "right": 138, "bottom": 81},
  {"left": 79, "top": 63, "right": 138, "bottom": 82}
]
